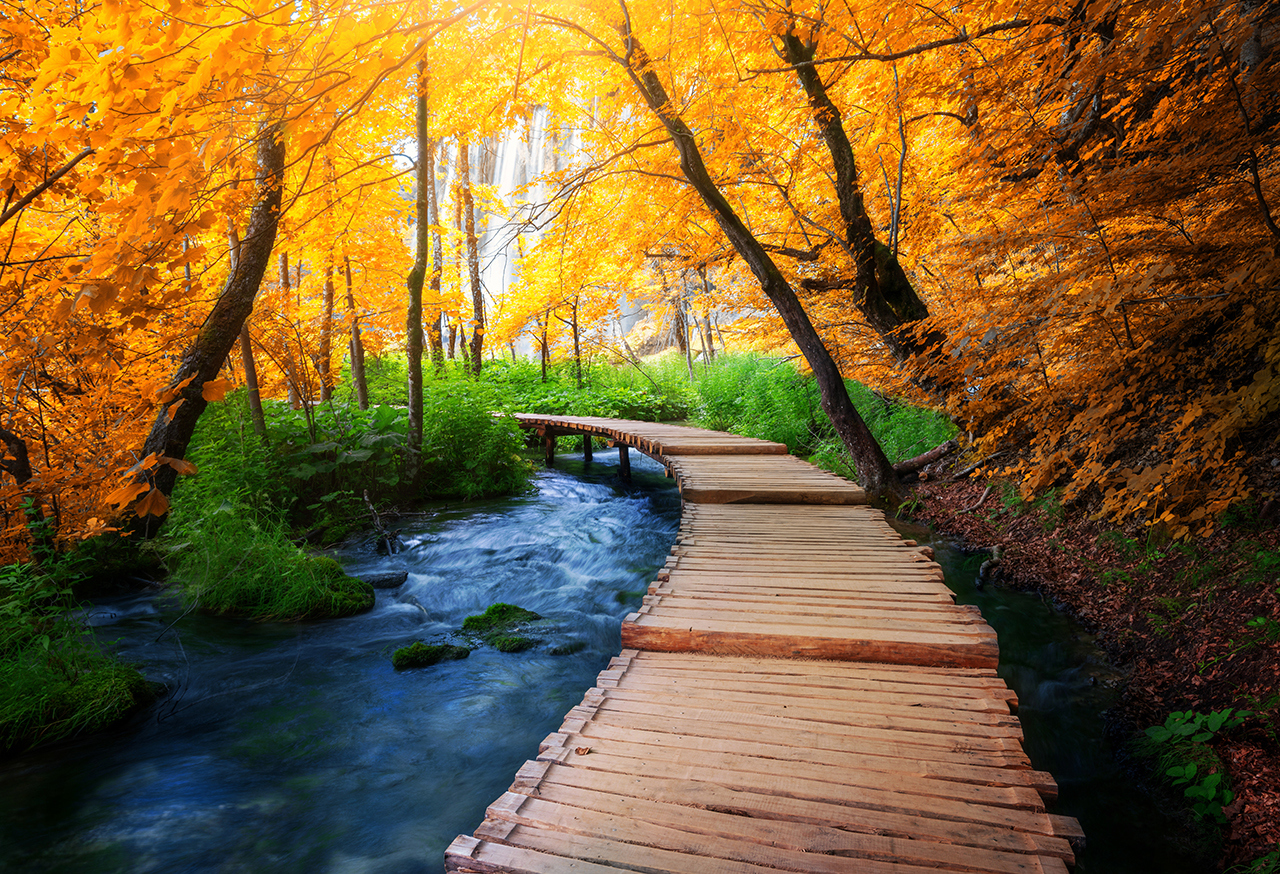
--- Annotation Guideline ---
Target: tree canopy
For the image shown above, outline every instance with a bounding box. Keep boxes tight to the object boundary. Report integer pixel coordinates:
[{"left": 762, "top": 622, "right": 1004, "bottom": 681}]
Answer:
[{"left": 1, "top": 0, "right": 1276, "bottom": 555}]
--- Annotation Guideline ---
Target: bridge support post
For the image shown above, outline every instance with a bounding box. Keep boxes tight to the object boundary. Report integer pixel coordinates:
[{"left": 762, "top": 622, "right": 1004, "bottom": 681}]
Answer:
[
  {"left": 543, "top": 433, "right": 556, "bottom": 468},
  {"left": 618, "top": 444, "right": 630, "bottom": 482},
  {"left": 582, "top": 433, "right": 593, "bottom": 464}
]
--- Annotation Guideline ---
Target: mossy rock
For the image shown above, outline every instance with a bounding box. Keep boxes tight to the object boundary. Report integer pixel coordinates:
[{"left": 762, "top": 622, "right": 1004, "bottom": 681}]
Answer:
[
  {"left": 461, "top": 603, "right": 541, "bottom": 633},
  {"left": 549, "top": 640, "right": 587, "bottom": 656},
  {"left": 491, "top": 635, "right": 536, "bottom": 653},
  {"left": 392, "top": 643, "right": 470, "bottom": 670}
]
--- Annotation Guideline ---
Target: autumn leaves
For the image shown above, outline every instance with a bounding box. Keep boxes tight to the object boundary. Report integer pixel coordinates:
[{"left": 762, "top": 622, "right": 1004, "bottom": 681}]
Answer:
[{"left": 0, "top": 0, "right": 1276, "bottom": 558}]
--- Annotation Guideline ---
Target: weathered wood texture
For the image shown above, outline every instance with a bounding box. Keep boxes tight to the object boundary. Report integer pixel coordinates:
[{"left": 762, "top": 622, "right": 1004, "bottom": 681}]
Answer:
[{"left": 456, "top": 416, "right": 1082, "bottom": 873}]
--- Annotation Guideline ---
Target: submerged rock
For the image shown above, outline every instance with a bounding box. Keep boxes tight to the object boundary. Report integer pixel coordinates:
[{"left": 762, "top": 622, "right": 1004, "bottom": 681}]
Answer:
[{"left": 361, "top": 571, "right": 408, "bottom": 590}]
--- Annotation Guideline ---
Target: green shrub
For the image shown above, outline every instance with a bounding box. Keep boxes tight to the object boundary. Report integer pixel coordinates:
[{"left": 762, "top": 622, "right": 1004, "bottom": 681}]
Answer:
[
  {"left": 391, "top": 642, "right": 470, "bottom": 670},
  {"left": 1137, "top": 708, "right": 1251, "bottom": 824},
  {"left": 167, "top": 513, "right": 374, "bottom": 621},
  {"left": 419, "top": 387, "right": 532, "bottom": 499}
]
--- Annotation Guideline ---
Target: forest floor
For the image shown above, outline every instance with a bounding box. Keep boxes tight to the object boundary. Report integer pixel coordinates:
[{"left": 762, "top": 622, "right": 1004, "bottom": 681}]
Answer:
[{"left": 911, "top": 473, "right": 1280, "bottom": 869}]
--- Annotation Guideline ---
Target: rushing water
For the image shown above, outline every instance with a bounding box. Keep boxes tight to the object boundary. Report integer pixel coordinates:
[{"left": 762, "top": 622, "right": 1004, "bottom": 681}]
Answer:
[
  {"left": 2, "top": 450, "right": 1205, "bottom": 873},
  {"left": 0, "top": 452, "right": 680, "bottom": 874}
]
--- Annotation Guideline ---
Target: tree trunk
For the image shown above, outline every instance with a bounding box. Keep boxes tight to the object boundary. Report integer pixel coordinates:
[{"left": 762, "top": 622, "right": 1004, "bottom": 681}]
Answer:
[
  {"left": 228, "top": 215, "right": 267, "bottom": 441},
  {"left": 459, "top": 135, "right": 484, "bottom": 375},
  {"left": 778, "top": 30, "right": 939, "bottom": 364},
  {"left": 616, "top": 28, "right": 901, "bottom": 502},
  {"left": 344, "top": 255, "right": 368, "bottom": 411},
  {"left": 128, "top": 123, "right": 285, "bottom": 534},
  {"left": 405, "top": 59, "right": 429, "bottom": 473},
  {"left": 426, "top": 135, "right": 446, "bottom": 369},
  {"left": 572, "top": 296, "right": 582, "bottom": 389},
  {"left": 318, "top": 257, "right": 335, "bottom": 401}
]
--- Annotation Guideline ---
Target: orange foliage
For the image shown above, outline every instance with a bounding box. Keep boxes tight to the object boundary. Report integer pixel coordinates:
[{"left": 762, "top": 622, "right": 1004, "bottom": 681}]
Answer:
[{"left": 2, "top": 0, "right": 1277, "bottom": 557}]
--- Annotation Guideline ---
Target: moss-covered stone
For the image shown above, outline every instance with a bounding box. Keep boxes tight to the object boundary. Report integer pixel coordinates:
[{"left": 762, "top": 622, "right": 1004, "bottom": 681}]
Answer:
[
  {"left": 461, "top": 603, "right": 541, "bottom": 633},
  {"left": 491, "top": 635, "right": 536, "bottom": 653},
  {"left": 549, "top": 641, "right": 587, "bottom": 656},
  {"left": 391, "top": 642, "right": 470, "bottom": 670}
]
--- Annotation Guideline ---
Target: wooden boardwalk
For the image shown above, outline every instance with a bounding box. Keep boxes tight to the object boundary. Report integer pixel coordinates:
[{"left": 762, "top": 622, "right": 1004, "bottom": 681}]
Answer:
[{"left": 447, "top": 416, "right": 1082, "bottom": 874}]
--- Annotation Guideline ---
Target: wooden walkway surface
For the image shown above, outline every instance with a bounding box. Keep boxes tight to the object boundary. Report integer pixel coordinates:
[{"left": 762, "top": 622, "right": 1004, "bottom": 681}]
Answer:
[{"left": 447, "top": 416, "right": 1082, "bottom": 874}]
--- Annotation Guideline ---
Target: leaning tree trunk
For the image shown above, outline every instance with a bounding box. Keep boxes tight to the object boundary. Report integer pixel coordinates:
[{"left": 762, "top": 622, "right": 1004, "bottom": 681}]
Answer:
[
  {"left": 617, "top": 27, "right": 901, "bottom": 502},
  {"left": 127, "top": 123, "right": 285, "bottom": 535},
  {"left": 778, "top": 30, "right": 941, "bottom": 366}
]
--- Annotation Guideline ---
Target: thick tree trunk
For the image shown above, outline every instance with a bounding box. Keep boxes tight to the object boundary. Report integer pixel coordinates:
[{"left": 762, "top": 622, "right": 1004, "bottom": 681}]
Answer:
[
  {"left": 617, "top": 28, "right": 901, "bottom": 502},
  {"left": 406, "top": 59, "right": 429, "bottom": 472},
  {"left": 128, "top": 123, "right": 285, "bottom": 534},
  {"left": 459, "top": 135, "right": 484, "bottom": 375},
  {"left": 344, "top": 255, "right": 368, "bottom": 411}
]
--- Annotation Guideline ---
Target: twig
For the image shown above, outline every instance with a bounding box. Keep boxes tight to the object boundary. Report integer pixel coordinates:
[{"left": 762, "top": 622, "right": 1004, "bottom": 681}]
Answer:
[{"left": 962, "top": 485, "right": 994, "bottom": 513}]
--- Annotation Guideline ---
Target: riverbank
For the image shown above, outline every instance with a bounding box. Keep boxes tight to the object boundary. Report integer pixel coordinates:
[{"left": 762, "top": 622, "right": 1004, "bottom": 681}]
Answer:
[{"left": 911, "top": 476, "right": 1280, "bottom": 869}]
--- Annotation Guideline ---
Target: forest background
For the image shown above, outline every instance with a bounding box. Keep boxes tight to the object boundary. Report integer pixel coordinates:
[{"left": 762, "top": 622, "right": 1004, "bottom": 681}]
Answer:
[{"left": 2, "top": 0, "right": 1279, "bottom": 866}]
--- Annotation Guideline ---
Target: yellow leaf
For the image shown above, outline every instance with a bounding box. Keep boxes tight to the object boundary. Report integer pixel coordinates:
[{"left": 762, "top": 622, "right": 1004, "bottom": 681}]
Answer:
[
  {"left": 159, "top": 455, "right": 197, "bottom": 475},
  {"left": 134, "top": 488, "right": 170, "bottom": 518},
  {"left": 104, "top": 480, "right": 149, "bottom": 508},
  {"left": 201, "top": 378, "right": 234, "bottom": 402}
]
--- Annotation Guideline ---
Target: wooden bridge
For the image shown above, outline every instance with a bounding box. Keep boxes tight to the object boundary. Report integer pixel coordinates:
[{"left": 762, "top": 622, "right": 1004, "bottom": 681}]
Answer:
[{"left": 446, "top": 415, "right": 1083, "bottom": 874}]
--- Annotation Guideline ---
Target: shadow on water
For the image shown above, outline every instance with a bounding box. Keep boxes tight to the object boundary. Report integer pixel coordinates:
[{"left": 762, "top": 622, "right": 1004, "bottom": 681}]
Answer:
[
  {"left": 895, "top": 520, "right": 1212, "bottom": 874},
  {"left": 1, "top": 449, "right": 1203, "bottom": 873},
  {"left": 0, "top": 449, "right": 678, "bottom": 874}
]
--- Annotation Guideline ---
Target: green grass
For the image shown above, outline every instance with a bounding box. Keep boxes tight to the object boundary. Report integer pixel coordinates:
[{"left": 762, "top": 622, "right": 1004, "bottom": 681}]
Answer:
[
  {"left": 165, "top": 512, "right": 373, "bottom": 621},
  {"left": 0, "top": 563, "right": 153, "bottom": 753}
]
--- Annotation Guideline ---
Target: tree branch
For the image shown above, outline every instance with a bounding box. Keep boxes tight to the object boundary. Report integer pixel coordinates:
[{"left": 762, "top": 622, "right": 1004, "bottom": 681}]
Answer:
[{"left": 0, "top": 147, "right": 94, "bottom": 229}]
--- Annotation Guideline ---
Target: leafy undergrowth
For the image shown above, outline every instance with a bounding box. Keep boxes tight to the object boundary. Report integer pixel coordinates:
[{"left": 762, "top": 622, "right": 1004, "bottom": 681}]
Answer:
[{"left": 912, "top": 477, "right": 1280, "bottom": 868}]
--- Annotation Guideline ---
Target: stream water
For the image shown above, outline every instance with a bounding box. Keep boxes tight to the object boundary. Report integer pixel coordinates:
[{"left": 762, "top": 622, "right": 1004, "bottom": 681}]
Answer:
[{"left": 1, "top": 450, "right": 1204, "bottom": 873}]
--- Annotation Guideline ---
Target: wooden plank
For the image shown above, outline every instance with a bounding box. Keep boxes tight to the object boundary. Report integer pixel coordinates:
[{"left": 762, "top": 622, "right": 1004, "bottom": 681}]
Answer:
[
  {"left": 541, "top": 724, "right": 1056, "bottom": 797},
  {"left": 473, "top": 818, "right": 1043, "bottom": 874},
  {"left": 583, "top": 686, "right": 1022, "bottom": 737},
  {"left": 553, "top": 708, "right": 1030, "bottom": 770},
  {"left": 536, "top": 736, "right": 1042, "bottom": 810},
  {"left": 517, "top": 748, "right": 1056, "bottom": 835},
  {"left": 563, "top": 696, "right": 1027, "bottom": 755},
  {"left": 622, "top": 620, "right": 1001, "bottom": 669},
  {"left": 486, "top": 791, "right": 1056, "bottom": 874}
]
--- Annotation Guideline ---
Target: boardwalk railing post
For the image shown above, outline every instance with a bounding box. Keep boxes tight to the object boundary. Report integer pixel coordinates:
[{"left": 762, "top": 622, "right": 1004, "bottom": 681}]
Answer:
[
  {"left": 618, "top": 444, "right": 630, "bottom": 482},
  {"left": 582, "top": 433, "right": 593, "bottom": 464}
]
